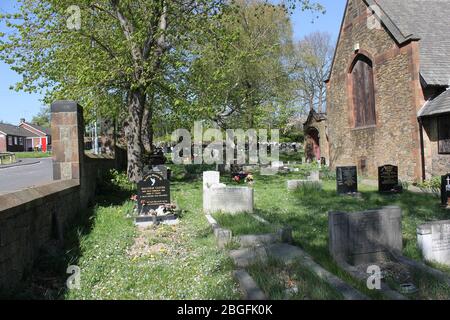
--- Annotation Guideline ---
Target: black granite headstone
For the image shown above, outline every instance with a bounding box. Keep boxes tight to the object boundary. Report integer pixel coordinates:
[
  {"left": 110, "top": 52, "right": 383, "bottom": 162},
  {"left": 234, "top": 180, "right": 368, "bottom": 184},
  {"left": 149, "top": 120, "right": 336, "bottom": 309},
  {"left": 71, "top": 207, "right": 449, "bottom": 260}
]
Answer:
[
  {"left": 137, "top": 171, "right": 170, "bottom": 213},
  {"left": 336, "top": 166, "right": 358, "bottom": 194},
  {"left": 378, "top": 165, "right": 400, "bottom": 193},
  {"left": 441, "top": 174, "right": 450, "bottom": 207}
]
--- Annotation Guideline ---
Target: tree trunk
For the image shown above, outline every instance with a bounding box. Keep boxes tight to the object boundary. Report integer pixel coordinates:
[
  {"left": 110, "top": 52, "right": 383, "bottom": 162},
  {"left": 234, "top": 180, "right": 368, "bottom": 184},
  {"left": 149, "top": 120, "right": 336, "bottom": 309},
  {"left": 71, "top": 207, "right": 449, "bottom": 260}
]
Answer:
[
  {"left": 318, "top": 85, "right": 324, "bottom": 113},
  {"left": 142, "top": 106, "right": 153, "bottom": 154},
  {"left": 125, "top": 88, "right": 146, "bottom": 182}
]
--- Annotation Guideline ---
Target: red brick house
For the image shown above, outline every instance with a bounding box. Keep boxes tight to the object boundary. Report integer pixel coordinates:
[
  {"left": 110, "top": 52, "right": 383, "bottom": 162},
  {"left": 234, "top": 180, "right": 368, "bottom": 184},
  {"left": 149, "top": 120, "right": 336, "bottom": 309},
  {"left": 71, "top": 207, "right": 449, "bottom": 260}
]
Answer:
[
  {"left": 0, "top": 119, "right": 51, "bottom": 153},
  {"left": 18, "top": 119, "right": 51, "bottom": 152},
  {"left": 326, "top": 0, "right": 450, "bottom": 182}
]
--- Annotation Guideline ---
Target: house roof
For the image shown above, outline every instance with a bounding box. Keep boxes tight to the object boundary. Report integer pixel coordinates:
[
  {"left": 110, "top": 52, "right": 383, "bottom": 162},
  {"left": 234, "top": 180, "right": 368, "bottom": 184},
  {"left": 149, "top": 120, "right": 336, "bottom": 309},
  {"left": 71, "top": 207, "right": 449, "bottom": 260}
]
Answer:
[
  {"left": 327, "top": 0, "right": 450, "bottom": 86},
  {"left": 21, "top": 122, "right": 51, "bottom": 136},
  {"left": 419, "top": 90, "right": 450, "bottom": 117},
  {"left": 375, "top": 0, "right": 450, "bottom": 86},
  {"left": 0, "top": 123, "right": 36, "bottom": 137}
]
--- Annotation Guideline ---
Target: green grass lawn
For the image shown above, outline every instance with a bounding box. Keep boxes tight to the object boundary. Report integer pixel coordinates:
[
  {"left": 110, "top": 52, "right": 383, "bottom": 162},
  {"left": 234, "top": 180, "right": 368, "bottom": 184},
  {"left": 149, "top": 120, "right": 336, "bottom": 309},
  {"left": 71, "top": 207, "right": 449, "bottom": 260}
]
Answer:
[
  {"left": 212, "top": 213, "right": 276, "bottom": 235},
  {"left": 18, "top": 162, "right": 450, "bottom": 300},
  {"left": 65, "top": 166, "right": 239, "bottom": 300},
  {"left": 250, "top": 170, "right": 450, "bottom": 299},
  {"left": 15, "top": 151, "right": 52, "bottom": 158}
]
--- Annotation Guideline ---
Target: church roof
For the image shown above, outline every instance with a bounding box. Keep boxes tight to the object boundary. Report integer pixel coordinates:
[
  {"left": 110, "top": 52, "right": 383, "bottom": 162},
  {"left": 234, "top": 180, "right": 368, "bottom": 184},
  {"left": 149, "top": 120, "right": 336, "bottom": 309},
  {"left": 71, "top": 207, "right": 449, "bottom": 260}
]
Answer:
[
  {"left": 303, "top": 110, "right": 327, "bottom": 127},
  {"left": 419, "top": 90, "right": 450, "bottom": 117},
  {"left": 374, "top": 0, "right": 450, "bottom": 86},
  {"left": 327, "top": 0, "right": 450, "bottom": 87}
]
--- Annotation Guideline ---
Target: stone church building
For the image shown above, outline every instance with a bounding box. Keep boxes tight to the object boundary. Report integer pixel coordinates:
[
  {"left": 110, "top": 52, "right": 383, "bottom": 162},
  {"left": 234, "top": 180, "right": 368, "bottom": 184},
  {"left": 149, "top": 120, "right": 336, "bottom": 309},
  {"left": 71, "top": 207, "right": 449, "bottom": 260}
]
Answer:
[{"left": 326, "top": 0, "right": 450, "bottom": 182}]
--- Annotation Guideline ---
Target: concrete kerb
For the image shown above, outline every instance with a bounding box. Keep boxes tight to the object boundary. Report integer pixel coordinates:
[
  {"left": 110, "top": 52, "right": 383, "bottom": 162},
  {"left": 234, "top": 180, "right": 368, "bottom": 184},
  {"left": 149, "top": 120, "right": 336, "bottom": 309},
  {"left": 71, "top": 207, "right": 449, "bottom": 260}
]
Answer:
[
  {"left": 205, "top": 212, "right": 366, "bottom": 300},
  {"left": 392, "top": 251, "right": 450, "bottom": 289},
  {"left": 333, "top": 257, "right": 407, "bottom": 300},
  {"left": 233, "top": 269, "right": 267, "bottom": 300},
  {"left": 0, "top": 159, "right": 41, "bottom": 169},
  {"left": 204, "top": 214, "right": 267, "bottom": 299}
]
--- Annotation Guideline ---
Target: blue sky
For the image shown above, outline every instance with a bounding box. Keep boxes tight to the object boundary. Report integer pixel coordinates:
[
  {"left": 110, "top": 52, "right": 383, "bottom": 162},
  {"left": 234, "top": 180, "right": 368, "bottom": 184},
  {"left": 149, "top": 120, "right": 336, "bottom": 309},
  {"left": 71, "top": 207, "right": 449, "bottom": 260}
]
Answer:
[{"left": 0, "top": 0, "right": 346, "bottom": 124}]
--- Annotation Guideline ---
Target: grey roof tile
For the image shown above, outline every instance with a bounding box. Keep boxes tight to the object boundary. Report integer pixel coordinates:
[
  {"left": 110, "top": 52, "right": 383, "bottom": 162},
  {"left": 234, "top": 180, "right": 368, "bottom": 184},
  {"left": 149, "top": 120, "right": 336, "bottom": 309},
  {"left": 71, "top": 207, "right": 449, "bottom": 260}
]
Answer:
[
  {"left": 419, "top": 90, "right": 450, "bottom": 117},
  {"left": 0, "top": 123, "right": 36, "bottom": 137},
  {"left": 376, "top": 0, "right": 450, "bottom": 86}
]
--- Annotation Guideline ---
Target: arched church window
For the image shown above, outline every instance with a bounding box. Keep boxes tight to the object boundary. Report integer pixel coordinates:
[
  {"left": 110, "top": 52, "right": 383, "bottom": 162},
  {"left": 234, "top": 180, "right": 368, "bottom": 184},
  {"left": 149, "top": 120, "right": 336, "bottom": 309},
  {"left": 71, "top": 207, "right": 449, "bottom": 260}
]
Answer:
[{"left": 351, "top": 55, "right": 376, "bottom": 127}]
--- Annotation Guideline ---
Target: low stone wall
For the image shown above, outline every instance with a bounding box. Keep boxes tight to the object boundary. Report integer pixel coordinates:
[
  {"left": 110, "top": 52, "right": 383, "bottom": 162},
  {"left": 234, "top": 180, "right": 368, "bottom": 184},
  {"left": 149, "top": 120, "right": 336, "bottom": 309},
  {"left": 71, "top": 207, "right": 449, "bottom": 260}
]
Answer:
[
  {"left": 0, "top": 180, "right": 80, "bottom": 290},
  {"left": 0, "top": 153, "right": 16, "bottom": 165},
  {"left": 0, "top": 101, "right": 127, "bottom": 292}
]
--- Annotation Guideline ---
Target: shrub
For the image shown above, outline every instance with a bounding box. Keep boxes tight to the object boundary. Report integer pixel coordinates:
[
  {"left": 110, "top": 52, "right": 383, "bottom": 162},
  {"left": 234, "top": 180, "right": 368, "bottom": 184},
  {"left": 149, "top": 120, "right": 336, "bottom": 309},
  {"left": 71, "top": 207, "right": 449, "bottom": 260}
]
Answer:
[
  {"left": 416, "top": 176, "right": 441, "bottom": 194},
  {"left": 107, "top": 169, "right": 135, "bottom": 191}
]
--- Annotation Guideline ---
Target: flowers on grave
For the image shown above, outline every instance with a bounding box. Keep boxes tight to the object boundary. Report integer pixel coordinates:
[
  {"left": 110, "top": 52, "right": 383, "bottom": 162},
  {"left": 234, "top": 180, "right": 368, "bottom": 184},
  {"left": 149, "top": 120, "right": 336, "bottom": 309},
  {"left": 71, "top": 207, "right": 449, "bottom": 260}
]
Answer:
[
  {"left": 245, "top": 173, "right": 254, "bottom": 185},
  {"left": 136, "top": 202, "right": 179, "bottom": 217},
  {"left": 232, "top": 172, "right": 249, "bottom": 184}
]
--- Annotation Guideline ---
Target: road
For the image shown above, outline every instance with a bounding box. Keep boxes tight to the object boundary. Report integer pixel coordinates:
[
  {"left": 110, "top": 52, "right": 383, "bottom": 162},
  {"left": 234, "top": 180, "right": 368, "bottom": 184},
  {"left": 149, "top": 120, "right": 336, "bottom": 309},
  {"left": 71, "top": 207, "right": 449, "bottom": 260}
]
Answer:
[{"left": 0, "top": 158, "right": 53, "bottom": 195}]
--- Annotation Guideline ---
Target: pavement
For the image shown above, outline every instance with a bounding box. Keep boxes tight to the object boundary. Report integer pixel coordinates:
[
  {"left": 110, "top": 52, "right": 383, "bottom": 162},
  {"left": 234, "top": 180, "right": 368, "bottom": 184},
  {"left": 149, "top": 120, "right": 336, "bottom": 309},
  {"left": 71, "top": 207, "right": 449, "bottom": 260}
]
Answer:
[
  {"left": 0, "top": 158, "right": 41, "bottom": 169},
  {"left": 0, "top": 158, "right": 53, "bottom": 195}
]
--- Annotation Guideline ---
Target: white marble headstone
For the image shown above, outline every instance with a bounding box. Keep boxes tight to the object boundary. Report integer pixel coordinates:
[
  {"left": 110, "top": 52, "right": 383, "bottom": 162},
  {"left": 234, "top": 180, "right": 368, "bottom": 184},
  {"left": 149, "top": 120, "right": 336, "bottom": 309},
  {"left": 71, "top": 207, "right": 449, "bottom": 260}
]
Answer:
[
  {"left": 417, "top": 220, "right": 450, "bottom": 266},
  {"left": 203, "top": 171, "right": 220, "bottom": 190}
]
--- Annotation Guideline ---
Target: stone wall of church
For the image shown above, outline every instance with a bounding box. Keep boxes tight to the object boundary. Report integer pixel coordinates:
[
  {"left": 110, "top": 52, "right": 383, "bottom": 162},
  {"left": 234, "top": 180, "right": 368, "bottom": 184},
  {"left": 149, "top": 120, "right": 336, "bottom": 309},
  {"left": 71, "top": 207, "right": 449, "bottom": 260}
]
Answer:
[
  {"left": 326, "top": 0, "right": 423, "bottom": 182},
  {"left": 421, "top": 117, "right": 450, "bottom": 179}
]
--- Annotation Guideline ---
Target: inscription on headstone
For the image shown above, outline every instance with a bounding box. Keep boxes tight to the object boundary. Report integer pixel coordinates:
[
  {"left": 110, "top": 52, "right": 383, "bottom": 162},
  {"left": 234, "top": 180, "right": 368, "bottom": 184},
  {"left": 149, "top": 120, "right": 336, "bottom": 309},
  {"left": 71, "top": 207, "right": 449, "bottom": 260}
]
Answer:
[
  {"left": 378, "top": 165, "right": 400, "bottom": 193},
  {"left": 418, "top": 220, "right": 450, "bottom": 266},
  {"left": 203, "top": 186, "right": 253, "bottom": 214},
  {"left": 441, "top": 174, "right": 450, "bottom": 207},
  {"left": 329, "top": 206, "right": 402, "bottom": 265},
  {"left": 137, "top": 171, "right": 170, "bottom": 213},
  {"left": 336, "top": 166, "right": 358, "bottom": 194}
]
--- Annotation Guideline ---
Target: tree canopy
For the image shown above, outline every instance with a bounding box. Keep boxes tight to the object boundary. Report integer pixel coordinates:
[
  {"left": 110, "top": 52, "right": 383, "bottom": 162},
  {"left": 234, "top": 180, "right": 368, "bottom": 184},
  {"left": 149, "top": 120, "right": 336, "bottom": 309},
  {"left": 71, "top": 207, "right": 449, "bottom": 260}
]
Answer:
[{"left": 0, "top": 0, "right": 324, "bottom": 180}]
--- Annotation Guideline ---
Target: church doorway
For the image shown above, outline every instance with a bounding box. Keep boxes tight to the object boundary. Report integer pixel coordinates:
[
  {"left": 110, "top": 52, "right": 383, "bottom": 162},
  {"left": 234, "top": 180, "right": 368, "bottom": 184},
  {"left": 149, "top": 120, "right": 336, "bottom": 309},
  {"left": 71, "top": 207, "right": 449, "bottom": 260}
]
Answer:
[{"left": 305, "top": 127, "right": 320, "bottom": 162}]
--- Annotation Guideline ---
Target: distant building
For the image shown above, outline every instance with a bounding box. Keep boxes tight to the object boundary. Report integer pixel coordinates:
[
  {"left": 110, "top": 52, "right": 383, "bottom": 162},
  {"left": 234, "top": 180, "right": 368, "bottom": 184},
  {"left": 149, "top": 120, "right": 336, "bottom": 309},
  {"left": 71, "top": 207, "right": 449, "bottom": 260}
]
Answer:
[
  {"left": 303, "top": 110, "right": 329, "bottom": 165},
  {"left": 0, "top": 119, "right": 51, "bottom": 153},
  {"left": 326, "top": 0, "right": 450, "bottom": 181}
]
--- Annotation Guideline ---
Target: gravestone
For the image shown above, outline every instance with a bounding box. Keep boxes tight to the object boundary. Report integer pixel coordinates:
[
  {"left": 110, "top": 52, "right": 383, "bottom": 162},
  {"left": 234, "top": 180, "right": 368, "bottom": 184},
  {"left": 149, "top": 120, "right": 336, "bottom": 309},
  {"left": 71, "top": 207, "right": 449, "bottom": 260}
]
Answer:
[
  {"left": 309, "top": 170, "right": 320, "bottom": 181},
  {"left": 204, "top": 187, "right": 254, "bottom": 214},
  {"left": 378, "top": 165, "right": 400, "bottom": 193},
  {"left": 336, "top": 166, "right": 358, "bottom": 194},
  {"left": 149, "top": 165, "right": 168, "bottom": 179},
  {"left": 271, "top": 161, "right": 284, "bottom": 168},
  {"left": 417, "top": 220, "right": 450, "bottom": 266},
  {"left": 287, "top": 180, "right": 322, "bottom": 191},
  {"left": 441, "top": 174, "right": 450, "bottom": 208},
  {"left": 203, "top": 171, "right": 253, "bottom": 214},
  {"left": 137, "top": 171, "right": 170, "bottom": 213},
  {"left": 329, "top": 206, "right": 402, "bottom": 265},
  {"left": 203, "top": 171, "right": 220, "bottom": 190}
]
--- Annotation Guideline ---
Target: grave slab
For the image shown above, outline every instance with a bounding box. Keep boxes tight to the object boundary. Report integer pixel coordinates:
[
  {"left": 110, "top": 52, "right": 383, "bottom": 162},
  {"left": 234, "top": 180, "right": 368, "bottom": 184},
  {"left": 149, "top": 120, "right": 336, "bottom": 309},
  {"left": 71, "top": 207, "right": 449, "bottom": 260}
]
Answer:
[
  {"left": 329, "top": 206, "right": 402, "bottom": 265},
  {"left": 287, "top": 180, "right": 322, "bottom": 191}
]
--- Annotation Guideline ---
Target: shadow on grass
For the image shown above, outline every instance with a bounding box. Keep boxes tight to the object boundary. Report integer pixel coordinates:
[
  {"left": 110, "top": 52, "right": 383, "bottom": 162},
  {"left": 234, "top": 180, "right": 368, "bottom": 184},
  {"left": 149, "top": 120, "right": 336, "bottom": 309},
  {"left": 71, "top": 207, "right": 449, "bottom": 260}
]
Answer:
[{"left": 2, "top": 175, "right": 134, "bottom": 300}]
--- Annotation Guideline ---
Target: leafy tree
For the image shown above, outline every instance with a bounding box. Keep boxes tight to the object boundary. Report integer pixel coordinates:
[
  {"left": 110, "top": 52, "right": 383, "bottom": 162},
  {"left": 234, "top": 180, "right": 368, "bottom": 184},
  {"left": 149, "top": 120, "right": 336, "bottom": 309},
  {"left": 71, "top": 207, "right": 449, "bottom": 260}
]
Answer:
[
  {"left": 0, "top": 0, "right": 323, "bottom": 181},
  {"left": 31, "top": 106, "right": 51, "bottom": 127},
  {"left": 0, "top": 0, "right": 227, "bottom": 181}
]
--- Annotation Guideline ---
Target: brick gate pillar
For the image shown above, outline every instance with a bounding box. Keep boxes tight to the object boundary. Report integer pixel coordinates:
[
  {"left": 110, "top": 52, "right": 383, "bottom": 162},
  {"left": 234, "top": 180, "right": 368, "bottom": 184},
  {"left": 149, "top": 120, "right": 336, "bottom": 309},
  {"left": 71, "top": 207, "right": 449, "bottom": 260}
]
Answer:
[{"left": 50, "top": 100, "right": 84, "bottom": 181}]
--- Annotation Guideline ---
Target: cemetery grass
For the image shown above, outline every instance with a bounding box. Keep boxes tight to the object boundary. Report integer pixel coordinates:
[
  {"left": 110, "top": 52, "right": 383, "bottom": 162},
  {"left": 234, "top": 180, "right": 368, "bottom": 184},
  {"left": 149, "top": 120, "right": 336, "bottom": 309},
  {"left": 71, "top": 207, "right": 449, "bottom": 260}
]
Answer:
[
  {"left": 247, "top": 257, "right": 343, "bottom": 300},
  {"left": 212, "top": 212, "right": 276, "bottom": 235},
  {"left": 65, "top": 166, "right": 240, "bottom": 300},
  {"left": 252, "top": 171, "right": 450, "bottom": 300}
]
